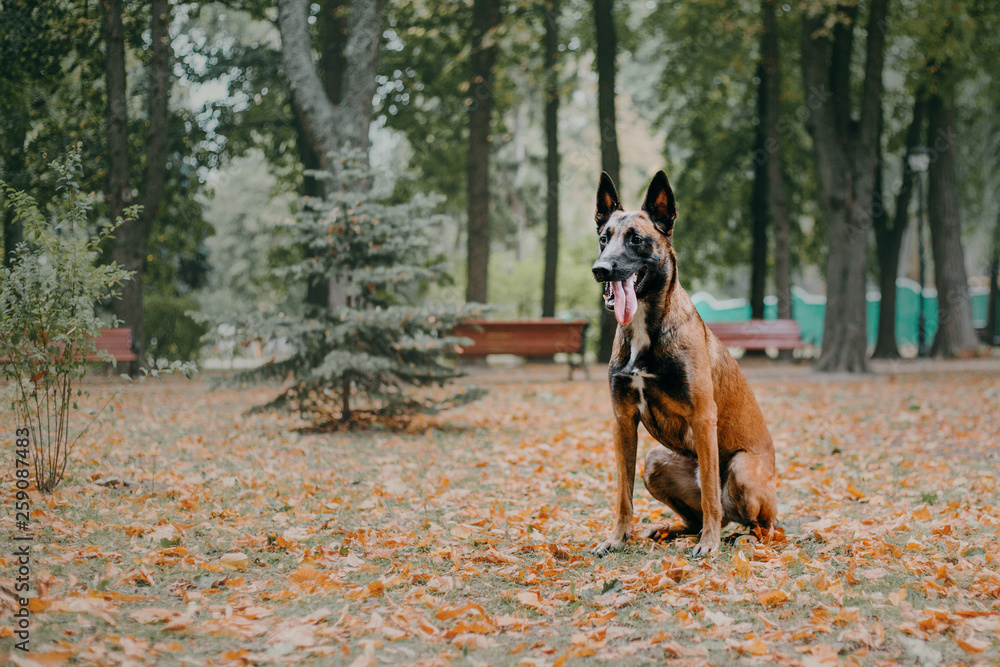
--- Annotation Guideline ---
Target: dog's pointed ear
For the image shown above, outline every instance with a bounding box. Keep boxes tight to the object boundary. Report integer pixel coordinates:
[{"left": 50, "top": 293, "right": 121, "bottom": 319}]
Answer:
[
  {"left": 595, "top": 172, "right": 622, "bottom": 227},
  {"left": 642, "top": 170, "right": 677, "bottom": 236}
]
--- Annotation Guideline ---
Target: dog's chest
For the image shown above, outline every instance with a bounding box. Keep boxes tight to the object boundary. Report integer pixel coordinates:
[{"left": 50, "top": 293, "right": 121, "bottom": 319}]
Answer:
[{"left": 612, "top": 308, "right": 691, "bottom": 416}]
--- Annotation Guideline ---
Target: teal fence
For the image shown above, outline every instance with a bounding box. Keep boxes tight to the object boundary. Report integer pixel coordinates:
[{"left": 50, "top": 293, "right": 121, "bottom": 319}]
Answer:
[{"left": 691, "top": 281, "right": 995, "bottom": 347}]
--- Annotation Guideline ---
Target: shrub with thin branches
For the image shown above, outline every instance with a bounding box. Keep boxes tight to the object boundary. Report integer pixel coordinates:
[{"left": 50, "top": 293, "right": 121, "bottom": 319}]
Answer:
[{"left": 1, "top": 151, "right": 133, "bottom": 493}]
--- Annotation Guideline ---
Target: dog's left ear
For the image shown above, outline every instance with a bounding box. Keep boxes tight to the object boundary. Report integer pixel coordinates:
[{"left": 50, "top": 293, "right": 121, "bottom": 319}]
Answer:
[{"left": 642, "top": 170, "right": 677, "bottom": 236}]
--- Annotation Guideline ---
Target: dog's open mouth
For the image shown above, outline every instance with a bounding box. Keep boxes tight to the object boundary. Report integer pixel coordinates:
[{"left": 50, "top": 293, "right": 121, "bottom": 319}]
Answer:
[{"left": 602, "top": 266, "right": 648, "bottom": 325}]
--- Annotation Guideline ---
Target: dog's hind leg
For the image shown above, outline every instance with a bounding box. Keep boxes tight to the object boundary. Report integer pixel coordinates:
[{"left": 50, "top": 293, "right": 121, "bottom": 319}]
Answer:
[
  {"left": 642, "top": 446, "right": 703, "bottom": 539},
  {"left": 721, "top": 451, "right": 777, "bottom": 533}
]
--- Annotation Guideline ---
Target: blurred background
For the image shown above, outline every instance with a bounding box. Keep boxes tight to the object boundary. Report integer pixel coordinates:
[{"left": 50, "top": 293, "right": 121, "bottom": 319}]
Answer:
[{"left": 2, "top": 0, "right": 998, "bottom": 372}]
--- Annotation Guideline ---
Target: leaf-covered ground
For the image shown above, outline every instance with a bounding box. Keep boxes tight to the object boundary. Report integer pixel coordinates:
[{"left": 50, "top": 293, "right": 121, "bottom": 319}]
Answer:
[{"left": 2, "top": 360, "right": 999, "bottom": 666}]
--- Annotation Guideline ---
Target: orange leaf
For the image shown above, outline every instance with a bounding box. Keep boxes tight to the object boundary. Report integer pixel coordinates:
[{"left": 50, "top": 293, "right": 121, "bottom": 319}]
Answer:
[
  {"left": 757, "top": 590, "right": 789, "bottom": 607},
  {"left": 737, "top": 638, "right": 768, "bottom": 656},
  {"left": 436, "top": 601, "right": 491, "bottom": 622},
  {"left": 10, "top": 649, "right": 74, "bottom": 666},
  {"left": 27, "top": 598, "right": 49, "bottom": 612},
  {"left": 346, "top": 580, "right": 385, "bottom": 600},
  {"left": 956, "top": 635, "right": 990, "bottom": 654}
]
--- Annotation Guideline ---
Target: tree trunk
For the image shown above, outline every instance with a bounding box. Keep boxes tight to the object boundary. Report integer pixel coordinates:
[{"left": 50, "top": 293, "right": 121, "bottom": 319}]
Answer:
[
  {"left": 465, "top": 0, "right": 502, "bottom": 304},
  {"left": 594, "top": 0, "right": 620, "bottom": 363},
  {"left": 800, "top": 0, "right": 888, "bottom": 373},
  {"left": 277, "top": 0, "right": 383, "bottom": 172},
  {"left": 749, "top": 60, "right": 768, "bottom": 323},
  {"left": 113, "top": 0, "right": 171, "bottom": 374},
  {"left": 101, "top": 0, "right": 137, "bottom": 368},
  {"left": 298, "top": 1, "right": 349, "bottom": 309},
  {"left": 320, "top": 0, "right": 350, "bottom": 106},
  {"left": 926, "top": 74, "right": 978, "bottom": 357},
  {"left": 278, "top": 0, "right": 383, "bottom": 315},
  {"left": 101, "top": 0, "right": 130, "bottom": 231},
  {"left": 2, "top": 121, "right": 28, "bottom": 268},
  {"left": 541, "top": 0, "right": 560, "bottom": 318},
  {"left": 872, "top": 95, "right": 923, "bottom": 359},
  {"left": 986, "top": 210, "right": 1000, "bottom": 345},
  {"left": 761, "top": 0, "right": 791, "bottom": 325}
]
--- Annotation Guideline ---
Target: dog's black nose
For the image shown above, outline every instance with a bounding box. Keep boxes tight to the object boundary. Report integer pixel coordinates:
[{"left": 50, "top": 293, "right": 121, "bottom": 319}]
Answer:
[{"left": 592, "top": 261, "right": 613, "bottom": 282}]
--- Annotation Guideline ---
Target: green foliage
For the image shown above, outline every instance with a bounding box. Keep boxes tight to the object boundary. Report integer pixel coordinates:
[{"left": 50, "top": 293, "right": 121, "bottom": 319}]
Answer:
[
  {"left": 224, "top": 155, "right": 486, "bottom": 427},
  {"left": 643, "top": 1, "right": 822, "bottom": 286},
  {"left": 0, "top": 152, "right": 133, "bottom": 493},
  {"left": 144, "top": 294, "right": 209, "bottom": 362}
]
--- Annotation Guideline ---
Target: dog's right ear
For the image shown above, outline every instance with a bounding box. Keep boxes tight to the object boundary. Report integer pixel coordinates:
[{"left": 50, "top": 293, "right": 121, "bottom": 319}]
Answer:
[{"left": 595, "top": 172, "right": 622, "bottom": 228}]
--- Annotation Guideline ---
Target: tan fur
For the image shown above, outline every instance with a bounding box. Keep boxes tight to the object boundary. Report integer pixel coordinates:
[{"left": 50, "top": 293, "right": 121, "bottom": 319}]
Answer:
[{"left": 592, "top": 191, "right": 777, "bottom": 558}]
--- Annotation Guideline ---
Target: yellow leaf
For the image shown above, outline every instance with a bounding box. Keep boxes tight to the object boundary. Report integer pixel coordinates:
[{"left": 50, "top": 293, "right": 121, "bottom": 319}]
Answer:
[
  {"left": 732, "top": 550, "right": 751, "bottom": 579},
  {"left": 738, "top": 638, "right": 768, "bottom": 656},
  {"left": 220, "top": 552, "right": 249, "bottom": 571},
  {"left": 450, "top": 524, "right": 475, "bottom": 539},
  {"left": 888, "top": 588, "right": 907, "bottom": 606}
]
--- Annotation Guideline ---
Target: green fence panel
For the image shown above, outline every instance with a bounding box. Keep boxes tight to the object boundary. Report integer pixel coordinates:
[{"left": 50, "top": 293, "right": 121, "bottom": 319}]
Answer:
[{"left": 691, "top": 282, "right": 995, "bottom": 348}]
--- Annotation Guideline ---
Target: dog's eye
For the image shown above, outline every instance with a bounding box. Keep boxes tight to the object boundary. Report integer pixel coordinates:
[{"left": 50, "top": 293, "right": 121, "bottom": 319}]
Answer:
[
  {"left": 630, "top": 235, "right": 644, "bottom": 245},
  {"left": 599, "top": 235, "right": 607, "bottom": 245}
]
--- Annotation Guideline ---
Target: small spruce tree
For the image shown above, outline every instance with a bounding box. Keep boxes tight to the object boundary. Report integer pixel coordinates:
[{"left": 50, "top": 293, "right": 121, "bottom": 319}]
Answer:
[{"left": 228, "top": 157, "right": 485, "bottom": 427}]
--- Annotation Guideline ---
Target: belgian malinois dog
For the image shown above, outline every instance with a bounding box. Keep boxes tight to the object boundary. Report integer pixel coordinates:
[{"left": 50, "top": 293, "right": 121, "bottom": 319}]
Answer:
[{"left": 590, "top": 171, "right": 776, "bottom": 557}]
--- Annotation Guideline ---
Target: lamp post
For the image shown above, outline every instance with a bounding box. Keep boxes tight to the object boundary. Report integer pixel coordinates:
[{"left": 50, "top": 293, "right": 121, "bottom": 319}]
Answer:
[{"left": 908, "top": 146, "right": 930, "bottom": 358}]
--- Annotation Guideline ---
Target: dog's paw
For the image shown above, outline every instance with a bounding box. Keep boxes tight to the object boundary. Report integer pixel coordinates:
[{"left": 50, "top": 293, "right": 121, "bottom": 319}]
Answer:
[
  {"left": 591, "top": 536, "right": 627, "bottom": 557},
  {"left": 644, "top": 523, "right": 697, "bottom": 542},
  {"left": 691, "top": 532, "right": 720, "bottom": 557}
]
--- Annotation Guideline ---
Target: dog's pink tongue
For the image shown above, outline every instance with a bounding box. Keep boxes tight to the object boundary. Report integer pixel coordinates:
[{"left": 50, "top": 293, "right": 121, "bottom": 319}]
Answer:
[{"left": 612, "top": 274, "right": 638, "bottom": 325}]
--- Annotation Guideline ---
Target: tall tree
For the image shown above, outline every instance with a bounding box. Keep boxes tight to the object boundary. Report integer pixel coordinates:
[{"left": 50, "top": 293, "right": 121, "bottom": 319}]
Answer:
[
  {"left": 800, "top": 0, "right": 889, "bottom": 372},
  {"left": 761, "top": 0, "right": 791, "bottom": 328},
  {"left": 926, "top": 62, "right": 978, "bottom": 357},
  {"left": 872, "top": 96, "right": 924, "bottom": 359},
  {"left": 594, "top": 0, "right": 620, "bottom": 363},
  {"left": 541, "top": 0, "right": 561, "bottom": 317},
  {"left": 465, "top": 0, "right": 503, "bottom": 303},
  {"left": 749, "top": 62, "right": 768, "bottom": 323},
  {"left": 101, "top": 0, "right": 173, "bottom": 372}
]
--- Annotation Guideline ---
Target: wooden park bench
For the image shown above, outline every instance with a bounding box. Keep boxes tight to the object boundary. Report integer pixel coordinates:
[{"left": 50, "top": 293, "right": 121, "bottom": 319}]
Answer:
[
  {"left": 1, "top": 328, "right": 136, "bottom": 366},
  {"left": 707, "top": 319, "right": 805, "bottom": 352},
  {"left": 452, "top": 319, "right": 590, "bottom": 379},
  {"left": 91, "top": 328, "right": 137, "bottom": 362}
]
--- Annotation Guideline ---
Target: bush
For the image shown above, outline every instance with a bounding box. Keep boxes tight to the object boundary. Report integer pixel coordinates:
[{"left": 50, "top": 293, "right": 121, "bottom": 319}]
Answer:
[
  {"left": 0, "top": 152, "right": 133, "bottom": 493},
  {"left": 144, "top": 293, "right": 208, "bottom": 362}
]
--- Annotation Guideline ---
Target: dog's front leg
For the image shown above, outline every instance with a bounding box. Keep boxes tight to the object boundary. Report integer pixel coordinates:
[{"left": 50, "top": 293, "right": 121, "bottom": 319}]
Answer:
[
  {"left": 591, "top": 412, "right": 638, "bottom": 557},
  {"left": 691, "top": 402, "right": 722, "bottom": 556}
]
